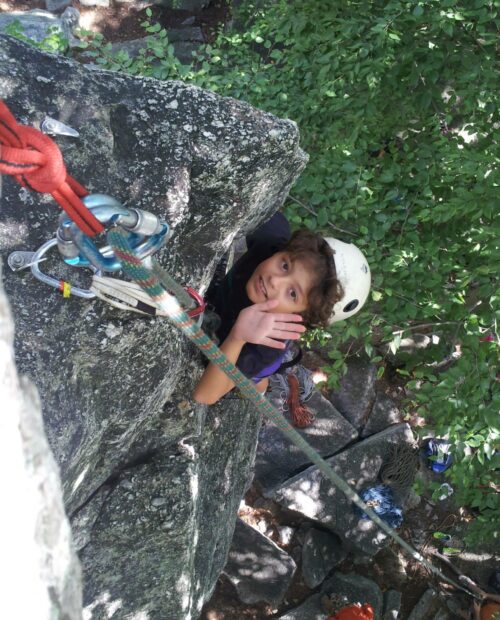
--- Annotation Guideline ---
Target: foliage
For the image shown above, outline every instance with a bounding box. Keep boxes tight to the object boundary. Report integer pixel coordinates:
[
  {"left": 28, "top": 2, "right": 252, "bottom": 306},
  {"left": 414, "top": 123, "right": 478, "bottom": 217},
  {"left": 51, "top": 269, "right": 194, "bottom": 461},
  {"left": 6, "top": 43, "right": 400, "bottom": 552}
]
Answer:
[
  {"left": 183, "top": 0, "right": 499, "bottom": 543},
  {"left": 73, "top": 14, "right": 188, "bottom": 80}
]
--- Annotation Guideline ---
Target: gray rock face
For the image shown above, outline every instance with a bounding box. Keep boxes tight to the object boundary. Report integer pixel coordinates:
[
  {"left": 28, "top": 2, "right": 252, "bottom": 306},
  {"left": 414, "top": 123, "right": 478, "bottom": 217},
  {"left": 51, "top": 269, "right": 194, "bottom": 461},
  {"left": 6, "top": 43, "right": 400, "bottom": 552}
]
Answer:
[
  {"left": 0, "top": 269, "right": 82, "bottom": 619},
  {"left": 224, "top": 519, "right": 297, "bottom": 606},
  {"left": 81, "top": 400, "right": 263, "bottom": 618},
  {"left": 301, "top": 528, "right": 346, "bottom": 589},
  {"left": 270, "top": 424, "right": 416, "bottom": 555},
  {"left": 0, "top": 36, "right": 306, "bottom": 617},
  {"left": 256, "top": 386, "right": 358, "bottom": 494},
  {"left": 0, "top": 9, "right": 79, "bottom": 50},
  {"left": 328, "top": 359, "right": 377, "bottom": 432}
]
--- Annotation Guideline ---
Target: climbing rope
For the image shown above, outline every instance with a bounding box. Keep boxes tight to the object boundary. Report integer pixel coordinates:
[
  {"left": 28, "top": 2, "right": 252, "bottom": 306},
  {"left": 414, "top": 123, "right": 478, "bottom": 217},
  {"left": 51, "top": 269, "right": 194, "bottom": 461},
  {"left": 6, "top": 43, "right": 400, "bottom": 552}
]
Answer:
[
  {"left": 108, "top": 227, "right": 480, "bottom": 601},
  {"left": 0, "top": 100, "right": 103, "bottom": 236},
  {"left": 0, "top": 99, "right": 481, "bottom": 600}
]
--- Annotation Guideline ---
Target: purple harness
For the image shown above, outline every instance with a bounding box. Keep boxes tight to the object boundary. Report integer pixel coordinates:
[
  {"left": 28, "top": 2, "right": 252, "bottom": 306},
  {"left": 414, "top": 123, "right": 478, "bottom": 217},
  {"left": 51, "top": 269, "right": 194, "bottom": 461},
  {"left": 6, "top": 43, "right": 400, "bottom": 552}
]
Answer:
[{"left": 252, "top": 349, "right": 288, "bottom": 382}]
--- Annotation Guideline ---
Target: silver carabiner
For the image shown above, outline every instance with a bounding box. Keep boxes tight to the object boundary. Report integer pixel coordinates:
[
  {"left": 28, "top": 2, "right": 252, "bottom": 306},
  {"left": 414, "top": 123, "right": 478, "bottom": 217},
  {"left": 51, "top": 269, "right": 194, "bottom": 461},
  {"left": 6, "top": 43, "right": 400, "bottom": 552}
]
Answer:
[
  {"left": 56, "top": 194, "right": 170, "bottom": 273},
  {"left": 31, "top": 238, "right": 99, "bottom": 299}
]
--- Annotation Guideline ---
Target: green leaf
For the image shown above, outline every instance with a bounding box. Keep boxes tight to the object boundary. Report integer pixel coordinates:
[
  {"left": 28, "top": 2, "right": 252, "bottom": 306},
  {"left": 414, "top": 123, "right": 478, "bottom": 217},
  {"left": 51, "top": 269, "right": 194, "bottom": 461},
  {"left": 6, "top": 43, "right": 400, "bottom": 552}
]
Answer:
[
  {"left": 413, "top": 5, "right": 424, "bottom": 17},
  {"left": 317, "top": 207, "right": 328, "bottom": 227}
]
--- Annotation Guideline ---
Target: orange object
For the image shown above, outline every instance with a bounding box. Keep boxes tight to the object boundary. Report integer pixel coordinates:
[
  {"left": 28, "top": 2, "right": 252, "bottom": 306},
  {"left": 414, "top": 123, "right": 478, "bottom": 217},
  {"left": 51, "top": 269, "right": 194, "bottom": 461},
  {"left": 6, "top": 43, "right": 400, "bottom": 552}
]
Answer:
[
  {"left": 0, "top": 100, "right": 103, "bottom": 237},
  {"left": 287, "top": 372, "right": 314, "bottom": 427},
  {"left": 328, "top": 603, "right": 375, "bottom": 620},
  {"left": 481, "top": 602, "right": 500, "bottom": 620}
]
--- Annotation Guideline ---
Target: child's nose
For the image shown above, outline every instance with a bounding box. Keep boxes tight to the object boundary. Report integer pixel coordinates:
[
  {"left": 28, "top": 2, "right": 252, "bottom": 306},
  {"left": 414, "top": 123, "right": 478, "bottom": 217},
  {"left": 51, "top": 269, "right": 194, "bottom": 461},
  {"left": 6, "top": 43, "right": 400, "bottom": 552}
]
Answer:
[{"left": 270, "top": 274, "right": 286, "bottom": 293}]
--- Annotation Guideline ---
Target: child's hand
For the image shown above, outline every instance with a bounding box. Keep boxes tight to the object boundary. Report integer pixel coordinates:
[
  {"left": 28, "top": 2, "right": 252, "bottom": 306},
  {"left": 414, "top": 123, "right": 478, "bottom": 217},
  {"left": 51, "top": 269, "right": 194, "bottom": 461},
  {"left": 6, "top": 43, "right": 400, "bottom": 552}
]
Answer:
[{"left": 231, "top": 299, "right": 306, "bottom": 349}]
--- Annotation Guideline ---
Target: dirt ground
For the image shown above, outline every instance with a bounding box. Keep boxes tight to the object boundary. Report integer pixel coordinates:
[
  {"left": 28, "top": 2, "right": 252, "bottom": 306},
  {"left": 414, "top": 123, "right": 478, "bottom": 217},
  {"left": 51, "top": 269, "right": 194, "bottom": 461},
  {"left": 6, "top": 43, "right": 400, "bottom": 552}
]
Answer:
[{"left": 3, "top": 2, "right": 497, "bottom": 618}]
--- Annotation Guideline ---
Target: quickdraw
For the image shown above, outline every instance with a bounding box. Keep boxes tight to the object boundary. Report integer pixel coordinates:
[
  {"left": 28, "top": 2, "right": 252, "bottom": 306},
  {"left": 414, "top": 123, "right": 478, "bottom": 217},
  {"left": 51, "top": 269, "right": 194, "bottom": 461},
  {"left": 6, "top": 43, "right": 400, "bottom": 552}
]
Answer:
[
  {"left": 1, "top": 100, "right": 204, "bottom": 319},
  {"left": 8, "top": 203, "right": 205, "bottom": 318},
  {"left": 90, "top": 275, "right": 205, "bottom": 320}
]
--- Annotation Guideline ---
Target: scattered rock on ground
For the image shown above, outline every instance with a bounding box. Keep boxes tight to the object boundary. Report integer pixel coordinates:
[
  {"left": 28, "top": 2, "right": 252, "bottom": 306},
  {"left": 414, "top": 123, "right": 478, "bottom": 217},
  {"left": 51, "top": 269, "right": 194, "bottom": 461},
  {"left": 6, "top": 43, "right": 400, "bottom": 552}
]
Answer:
[
  {"left": 270, "top": 424, "right": 416, "bottom": 555},
  {"left": 109, "top": 25, "right": 204, "bottom": 65},
  {"left": 328, "top": 358, "right": 377, "bottom": 432},
  {"left": 148, "top": 0, "right": 210, "bottom": 10},
  {"left": 361, "top": 392, "right": 403, "bottom": 438},
  {"left": 256, "top": 384, "right": 358, "bottom": 494},
  {"left": 223, "top": 518, "right": 297, "bottom": 607},
  {"left": 277, "top": 592, "right": 325, "bottom": 620},
  {"left": 0, "top": 8, "right": 79, "bottom": 50},
  {"left": 322, "top": 572, "right": 384, "bottom": 619},
  {"left": 383, "top": 589, "right": 402, "bottom": 619},
  {"left": 407, "top": 588, "right": 440, "bottom": 620},
  {"left": 301, "top": 528, "right": 346, "bottom": 589},
  {"left": 46, "top": 0, "right": 72, "bottom": 11},
  {"left": 278, "top": 571, "right": 383, "bottom": 620}
]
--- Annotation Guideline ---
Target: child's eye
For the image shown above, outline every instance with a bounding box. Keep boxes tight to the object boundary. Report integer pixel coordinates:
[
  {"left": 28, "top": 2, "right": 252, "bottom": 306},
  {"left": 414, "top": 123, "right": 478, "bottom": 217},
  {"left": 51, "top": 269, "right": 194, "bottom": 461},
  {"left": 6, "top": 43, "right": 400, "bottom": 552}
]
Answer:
[
  {"left": 290, "top": 289, "right": 297, "bottom": 301},
  {"left": 282, "top": 259, "right": 289, "bottom": 271}
]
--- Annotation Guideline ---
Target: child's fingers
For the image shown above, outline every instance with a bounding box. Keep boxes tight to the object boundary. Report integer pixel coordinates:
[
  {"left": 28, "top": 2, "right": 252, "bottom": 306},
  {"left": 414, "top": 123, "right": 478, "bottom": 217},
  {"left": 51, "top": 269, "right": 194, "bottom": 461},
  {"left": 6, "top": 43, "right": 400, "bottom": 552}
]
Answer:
[
  {"left": 272, "top": 313, "right": 304, "bottom": 323},
  {"left": 273, "top": 321, "right": 306, "bottom": 333},
  {"left": 271, "top": 330, "right": 302, "bottom": 340},
  {"left": 260, "top": 337, "right": 287, "bottom": 349}
]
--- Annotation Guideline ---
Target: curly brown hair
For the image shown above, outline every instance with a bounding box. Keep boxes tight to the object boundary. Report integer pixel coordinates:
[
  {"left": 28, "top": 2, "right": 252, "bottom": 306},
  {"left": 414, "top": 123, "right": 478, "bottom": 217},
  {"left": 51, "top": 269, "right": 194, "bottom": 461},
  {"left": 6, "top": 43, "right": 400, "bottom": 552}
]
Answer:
[{"left": 283, "top": 230, "right": 344, "bottom": 327}]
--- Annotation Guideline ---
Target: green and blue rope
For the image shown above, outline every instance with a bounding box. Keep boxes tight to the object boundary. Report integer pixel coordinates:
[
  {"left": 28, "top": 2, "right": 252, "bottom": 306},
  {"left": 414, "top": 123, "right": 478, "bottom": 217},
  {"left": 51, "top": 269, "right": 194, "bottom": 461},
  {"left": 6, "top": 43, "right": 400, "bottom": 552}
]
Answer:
[{"left": 108, "top": 227, "right": 478, "bottom": 599}]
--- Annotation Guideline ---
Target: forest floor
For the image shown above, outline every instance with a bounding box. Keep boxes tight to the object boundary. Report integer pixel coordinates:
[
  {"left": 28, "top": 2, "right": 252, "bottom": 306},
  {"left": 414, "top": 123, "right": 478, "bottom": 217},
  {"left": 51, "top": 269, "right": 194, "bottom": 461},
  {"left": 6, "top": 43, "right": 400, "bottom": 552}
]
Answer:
[{"left": 1, "top": 2, "right": 497, "bottom": 618}]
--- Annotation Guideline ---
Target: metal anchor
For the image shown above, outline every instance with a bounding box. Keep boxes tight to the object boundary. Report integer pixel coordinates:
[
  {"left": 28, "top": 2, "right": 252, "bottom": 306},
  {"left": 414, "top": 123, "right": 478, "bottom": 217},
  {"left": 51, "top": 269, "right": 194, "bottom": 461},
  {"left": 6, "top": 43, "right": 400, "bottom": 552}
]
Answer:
[{"left": 8, "top": 251, "right": 46, "bottom": 272}]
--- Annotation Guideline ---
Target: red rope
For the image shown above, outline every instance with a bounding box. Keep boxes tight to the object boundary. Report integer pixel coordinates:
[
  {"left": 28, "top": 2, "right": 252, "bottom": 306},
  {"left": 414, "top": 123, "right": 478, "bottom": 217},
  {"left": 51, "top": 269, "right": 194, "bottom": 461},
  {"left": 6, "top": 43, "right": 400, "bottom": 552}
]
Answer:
[{"left": 0, "top": 100, "right": 104, "bottom": 237}]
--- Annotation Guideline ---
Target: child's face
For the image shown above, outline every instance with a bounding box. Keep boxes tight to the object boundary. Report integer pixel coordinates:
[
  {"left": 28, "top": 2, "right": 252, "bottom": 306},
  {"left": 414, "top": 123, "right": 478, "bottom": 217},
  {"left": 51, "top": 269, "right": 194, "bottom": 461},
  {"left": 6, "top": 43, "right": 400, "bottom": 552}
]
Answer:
[{"left": 246, "top": 252, "right": 312, "bottom": 314}]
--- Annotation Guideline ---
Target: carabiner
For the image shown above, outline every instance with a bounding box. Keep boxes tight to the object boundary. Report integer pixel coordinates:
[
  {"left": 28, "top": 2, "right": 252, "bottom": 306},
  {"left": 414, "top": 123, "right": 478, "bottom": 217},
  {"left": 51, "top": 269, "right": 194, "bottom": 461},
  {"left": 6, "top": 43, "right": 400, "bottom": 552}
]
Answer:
[
  {"left": 185, "top": 287, "right": 206, "bottom": 319},
  {"left": 57, "top": 194, "right": 170, "bottom": 272},
  {"left": 31, "top": 238, "right": 98, "bottom": 299}
]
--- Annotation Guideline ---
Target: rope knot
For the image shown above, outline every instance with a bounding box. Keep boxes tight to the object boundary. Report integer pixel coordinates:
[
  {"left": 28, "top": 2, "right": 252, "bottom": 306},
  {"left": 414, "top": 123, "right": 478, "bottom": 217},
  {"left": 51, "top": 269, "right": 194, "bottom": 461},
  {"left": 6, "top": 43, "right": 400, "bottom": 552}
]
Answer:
[{"left": 13, "top": 125, "right": 67, "bottom": 193}]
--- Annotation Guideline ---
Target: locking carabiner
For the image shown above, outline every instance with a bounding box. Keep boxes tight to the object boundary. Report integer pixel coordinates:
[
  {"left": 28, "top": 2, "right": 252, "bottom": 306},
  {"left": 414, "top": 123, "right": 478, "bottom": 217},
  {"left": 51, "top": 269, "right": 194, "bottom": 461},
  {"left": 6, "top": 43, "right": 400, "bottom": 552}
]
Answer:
[{"left": 56, "top": 194, "right": 170, "bottom": 272}]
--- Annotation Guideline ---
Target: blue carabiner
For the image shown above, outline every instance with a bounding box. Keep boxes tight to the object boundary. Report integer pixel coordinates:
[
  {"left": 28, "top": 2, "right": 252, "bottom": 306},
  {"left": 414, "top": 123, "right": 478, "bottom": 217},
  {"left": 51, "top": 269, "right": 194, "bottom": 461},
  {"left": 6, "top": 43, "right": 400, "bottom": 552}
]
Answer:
[{"left": 57, "top": 194, "right": 169, "bottom": 272}]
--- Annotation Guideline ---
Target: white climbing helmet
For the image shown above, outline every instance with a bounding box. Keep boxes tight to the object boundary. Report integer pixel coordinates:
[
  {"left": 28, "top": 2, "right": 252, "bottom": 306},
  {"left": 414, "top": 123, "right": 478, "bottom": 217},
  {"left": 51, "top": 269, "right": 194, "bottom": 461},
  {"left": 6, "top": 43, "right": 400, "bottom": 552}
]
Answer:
[{"left": 325, "top": 237, "right": 371, "bottom": 323}]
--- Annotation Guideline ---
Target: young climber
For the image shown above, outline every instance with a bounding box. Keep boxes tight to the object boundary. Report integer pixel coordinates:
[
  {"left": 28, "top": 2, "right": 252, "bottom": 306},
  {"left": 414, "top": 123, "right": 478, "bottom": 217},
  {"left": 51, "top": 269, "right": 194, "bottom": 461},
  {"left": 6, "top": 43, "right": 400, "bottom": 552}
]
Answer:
[{"left": 193, "top": 212, "right": 371, "bottom": 405}]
